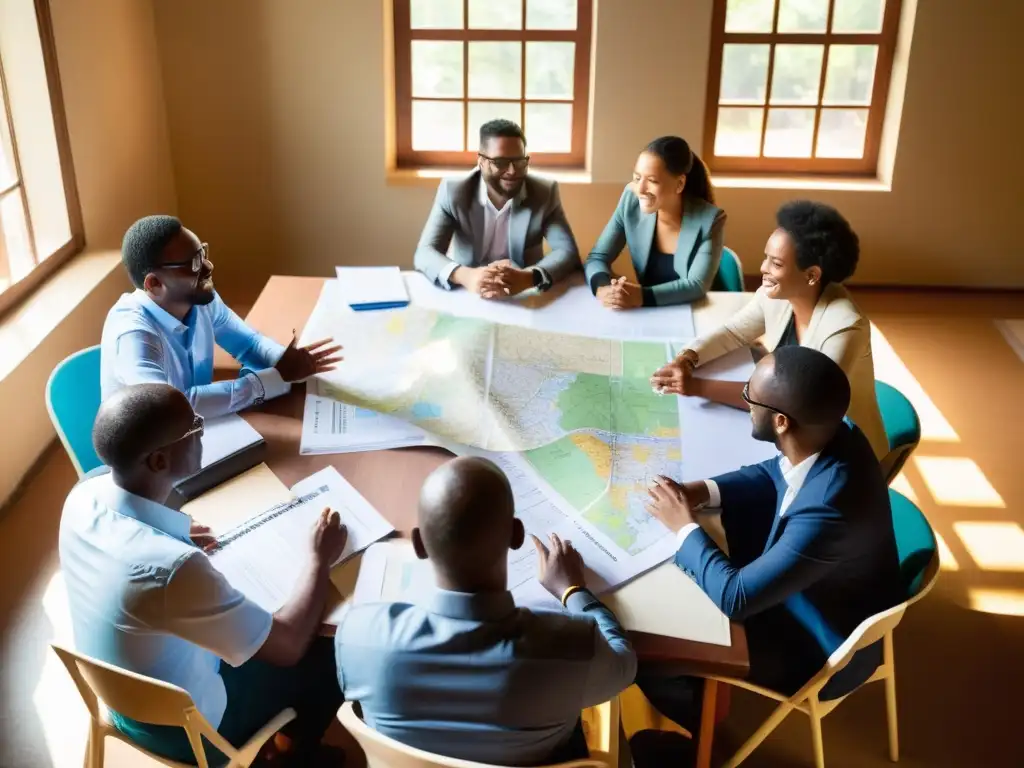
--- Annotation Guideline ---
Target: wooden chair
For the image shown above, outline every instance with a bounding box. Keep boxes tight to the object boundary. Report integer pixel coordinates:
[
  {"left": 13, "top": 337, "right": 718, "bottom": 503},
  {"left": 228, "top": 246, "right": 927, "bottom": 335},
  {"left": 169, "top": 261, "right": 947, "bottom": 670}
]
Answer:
[
  {"left": 338, "top": 701, "right": 611, "bottom": 768},
  {"left": 50, "top": 643, "right": 295, "bottom": 768},
  {"left": 710, "top": 490, "right": 940, "bottom": 768}
]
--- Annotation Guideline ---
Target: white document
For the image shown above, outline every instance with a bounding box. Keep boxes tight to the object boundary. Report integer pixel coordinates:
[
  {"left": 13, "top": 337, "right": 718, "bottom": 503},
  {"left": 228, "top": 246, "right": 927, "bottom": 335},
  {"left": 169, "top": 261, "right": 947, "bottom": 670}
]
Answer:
[
  {"left": 336, "top": 266, "right": 408, "bottom": 308},
  {"left": 404, "top": 271, "right": 696, "bottom": 342},
  {"left": 209, "top": 467, "right": 394, "bottom": 618},
  {"left": 199, "top": 414, "right": 263, "bottom": 467},
  {"left": 300, "top": 381, "right": 433, "bottom": 455}
]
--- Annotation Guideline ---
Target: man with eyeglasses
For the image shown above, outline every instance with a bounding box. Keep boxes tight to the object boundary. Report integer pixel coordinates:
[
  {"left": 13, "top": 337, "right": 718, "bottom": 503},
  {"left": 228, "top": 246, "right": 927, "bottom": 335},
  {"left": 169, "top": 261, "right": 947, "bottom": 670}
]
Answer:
[
  {"left": 101, "top": 215, "right": 342, "bottom": 418},
  {"left": 636, "top": 346, "right": 902, "bottom": 741},
  {"left": 413, "top": 119, "right": 580, "bottom": 298},
  {"left": 59, "top": 384, "right": 348, "bottom": 765}
]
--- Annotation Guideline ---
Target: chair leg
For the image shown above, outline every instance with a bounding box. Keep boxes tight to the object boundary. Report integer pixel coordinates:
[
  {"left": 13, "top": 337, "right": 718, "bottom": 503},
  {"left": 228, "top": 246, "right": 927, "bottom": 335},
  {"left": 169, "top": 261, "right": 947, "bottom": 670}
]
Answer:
[
  {"left": 85, "top": 722, "right": 104, "bottom": 768},
  {"left": 721, "top": 699, "right": 797, "bottom": 768},
  {"left": 884, "top": 634, "right": 900, "bottom": 761},
  {"left": 808, "top": 700, "right": 826, "bottom": 768}
]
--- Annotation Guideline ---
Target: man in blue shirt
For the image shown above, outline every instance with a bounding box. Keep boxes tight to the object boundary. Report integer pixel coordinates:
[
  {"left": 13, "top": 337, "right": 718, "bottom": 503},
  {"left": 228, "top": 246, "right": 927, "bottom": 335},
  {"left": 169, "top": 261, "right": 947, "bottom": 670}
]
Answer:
[
  {"left": 60, "top": 383, "right": 347, "bottom": 766},
  {"left": 335, "top": 456, "right": 637, "bottom": 766},
  {"left": 101, "top": 215, "right": 342, "bottom": 417},
  {"left": 641, "top": 347, "right": 902, "bottom": 735}
]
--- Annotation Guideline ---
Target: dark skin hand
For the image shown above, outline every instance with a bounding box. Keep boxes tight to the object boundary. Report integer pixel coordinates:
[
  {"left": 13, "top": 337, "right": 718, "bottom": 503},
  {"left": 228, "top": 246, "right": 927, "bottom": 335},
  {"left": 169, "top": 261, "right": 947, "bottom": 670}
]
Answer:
[
  {"left": 481, "top": 259, "right": 534, "bottom": 298},
  {"left": 189, "top": 521, "right": 218, "bottom": 552},
  {"left": 531, "top": 532, "right": 587, "bottom": 597},
  {"left": 645, "top": 475, "right": 710, "bottom": 532},
  {"left": 275, "top": 335, "right": 343, "bottom": 382}
]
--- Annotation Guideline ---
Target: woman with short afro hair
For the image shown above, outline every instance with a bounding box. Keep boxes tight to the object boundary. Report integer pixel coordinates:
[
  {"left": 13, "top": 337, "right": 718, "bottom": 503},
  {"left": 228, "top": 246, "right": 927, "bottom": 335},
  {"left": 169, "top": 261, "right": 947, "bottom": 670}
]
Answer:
[{"left": 651, "top": 200, "right": 889, "bottom": 466}]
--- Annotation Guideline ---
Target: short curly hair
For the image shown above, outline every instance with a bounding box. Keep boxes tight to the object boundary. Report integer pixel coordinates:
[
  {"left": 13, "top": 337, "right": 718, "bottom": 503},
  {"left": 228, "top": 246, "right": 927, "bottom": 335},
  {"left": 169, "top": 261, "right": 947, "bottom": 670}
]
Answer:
[
  {"left": 776, "top": 201, "right": 859, "bottom": 285},
  {"left": 121, "top": 215, "right": 183, "bottom": 289}
]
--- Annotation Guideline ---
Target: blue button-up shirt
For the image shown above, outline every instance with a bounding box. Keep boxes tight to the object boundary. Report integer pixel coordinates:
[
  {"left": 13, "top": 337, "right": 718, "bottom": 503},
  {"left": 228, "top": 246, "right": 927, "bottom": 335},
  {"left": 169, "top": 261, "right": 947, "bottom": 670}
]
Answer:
[
  {"left": 335, "top": 588, "right": 636, "bottom": 766},
  {"left": 58, "top": 473, "right": 273, "bottom": 727},
  {"left": 101, "top": 290, "right": 290, "bottom": 418}
]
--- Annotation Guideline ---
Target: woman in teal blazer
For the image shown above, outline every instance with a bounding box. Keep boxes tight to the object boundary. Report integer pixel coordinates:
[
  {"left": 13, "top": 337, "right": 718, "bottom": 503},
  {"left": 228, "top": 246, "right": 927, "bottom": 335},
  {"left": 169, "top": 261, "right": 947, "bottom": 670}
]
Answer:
[{"left": 585, "top": 136, "right": 726, "bottom": 308}]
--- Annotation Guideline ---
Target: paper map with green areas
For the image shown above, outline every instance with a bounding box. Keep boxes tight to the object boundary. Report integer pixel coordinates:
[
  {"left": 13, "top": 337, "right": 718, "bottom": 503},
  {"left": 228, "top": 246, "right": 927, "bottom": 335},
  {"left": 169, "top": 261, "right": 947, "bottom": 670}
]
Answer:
[{"left": 317, "top": 306, "right": 683, "bottom": 558}]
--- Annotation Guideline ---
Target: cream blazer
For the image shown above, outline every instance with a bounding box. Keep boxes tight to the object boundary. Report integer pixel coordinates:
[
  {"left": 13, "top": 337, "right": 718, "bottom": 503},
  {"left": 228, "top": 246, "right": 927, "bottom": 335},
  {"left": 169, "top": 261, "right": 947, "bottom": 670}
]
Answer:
[{"left": 687, "top": 283, "right": 889, "bottom": 461}]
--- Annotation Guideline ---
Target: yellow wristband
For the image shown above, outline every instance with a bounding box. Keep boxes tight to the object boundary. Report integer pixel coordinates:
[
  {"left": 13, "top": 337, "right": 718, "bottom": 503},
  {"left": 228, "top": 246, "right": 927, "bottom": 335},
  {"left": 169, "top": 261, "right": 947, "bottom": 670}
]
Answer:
[{"left": 561, "top": 585, "right": 585, "bottom": 606}]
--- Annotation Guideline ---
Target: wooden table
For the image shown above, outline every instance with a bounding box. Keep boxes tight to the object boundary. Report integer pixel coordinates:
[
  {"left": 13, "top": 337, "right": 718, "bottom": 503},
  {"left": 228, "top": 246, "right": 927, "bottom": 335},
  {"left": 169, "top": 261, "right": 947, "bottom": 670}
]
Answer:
[{"left": 236, "top": 275, "right": 751, "bottom": 767}]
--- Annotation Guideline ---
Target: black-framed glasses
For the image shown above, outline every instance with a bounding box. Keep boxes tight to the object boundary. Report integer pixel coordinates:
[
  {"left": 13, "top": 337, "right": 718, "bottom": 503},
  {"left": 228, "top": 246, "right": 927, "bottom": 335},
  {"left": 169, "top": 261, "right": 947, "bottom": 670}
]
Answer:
[
  {"left": 478, "top": 153, "right": 530, "bottom": 173},
  {"left": 742, "top": 382, "right": 795, "bottom": 422},
  {"left": 161, "top": 243, "right": 209, "bottom": 274}
]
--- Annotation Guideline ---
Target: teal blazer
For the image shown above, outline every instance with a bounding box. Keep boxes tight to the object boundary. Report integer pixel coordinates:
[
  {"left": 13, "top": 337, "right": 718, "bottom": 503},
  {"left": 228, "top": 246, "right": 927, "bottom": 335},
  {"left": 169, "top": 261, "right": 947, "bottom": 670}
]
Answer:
[{"left": 584, "top": 184, "right": 726, "bottom": 306}]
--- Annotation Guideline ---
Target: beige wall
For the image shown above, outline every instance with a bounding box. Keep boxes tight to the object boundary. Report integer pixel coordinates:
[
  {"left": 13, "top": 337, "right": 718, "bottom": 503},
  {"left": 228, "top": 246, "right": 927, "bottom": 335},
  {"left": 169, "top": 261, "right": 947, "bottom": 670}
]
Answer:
[
  {"left": 153, "top": 0, "right": 1024, "bottom": 293},
  {"left": 0, "top": 0, "right": 177, "bottom": 507}
]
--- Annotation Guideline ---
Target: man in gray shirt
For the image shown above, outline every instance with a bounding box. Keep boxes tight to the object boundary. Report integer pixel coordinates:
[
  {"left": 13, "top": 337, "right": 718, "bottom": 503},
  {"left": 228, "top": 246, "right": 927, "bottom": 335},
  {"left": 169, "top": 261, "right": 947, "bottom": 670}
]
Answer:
[{"left": 334, "top": 456, "right": 636, "bottom": 766}]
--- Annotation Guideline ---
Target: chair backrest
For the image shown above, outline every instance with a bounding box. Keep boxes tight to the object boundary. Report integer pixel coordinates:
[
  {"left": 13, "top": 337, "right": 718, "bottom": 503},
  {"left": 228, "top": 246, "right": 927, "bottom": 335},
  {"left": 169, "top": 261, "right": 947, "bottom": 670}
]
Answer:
[
  {"left": 874, "top": 380, "right": 921, "bottom": 482},
  {"left": 711, "top": 247, "right": 745, "bottom": 292},
  {"left": 795, "top": 490, "right": 938, "bottom": 694},
  {"left": 50, "top": 643, "right": 197, "bottom": 728},
  {"left": 338, "top": 702, "right": 608, "bottom": 768},
  {"left": 46, "top": 346, "right": 103, "bottom": 477}
]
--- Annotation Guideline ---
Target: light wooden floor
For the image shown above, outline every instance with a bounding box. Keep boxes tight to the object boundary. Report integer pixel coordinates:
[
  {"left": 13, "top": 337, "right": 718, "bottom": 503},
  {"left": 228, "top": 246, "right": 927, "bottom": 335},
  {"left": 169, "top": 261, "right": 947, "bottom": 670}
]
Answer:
[{"left": 2, "top": 289, "right": 1022, "bottom": 768}]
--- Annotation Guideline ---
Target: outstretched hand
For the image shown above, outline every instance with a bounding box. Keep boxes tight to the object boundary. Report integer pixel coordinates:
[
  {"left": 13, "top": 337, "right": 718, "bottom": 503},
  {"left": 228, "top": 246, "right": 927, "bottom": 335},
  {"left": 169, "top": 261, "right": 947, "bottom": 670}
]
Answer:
[
  {"left": 275, "top": 334, "right": 343, "bottom": 382},
  {"left": 531, "top": 532, "right": 587, "bottom": 598}
]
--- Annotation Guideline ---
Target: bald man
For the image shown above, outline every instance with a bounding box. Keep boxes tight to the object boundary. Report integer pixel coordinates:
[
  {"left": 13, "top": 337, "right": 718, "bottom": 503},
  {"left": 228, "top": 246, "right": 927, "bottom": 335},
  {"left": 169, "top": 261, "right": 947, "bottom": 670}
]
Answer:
[
  {"left": 642, "top": 346, "right": 902, "bottom": 735},
  {"left": 334, "top": 456, "right": 636, "bottom": 766},
  {"left": 59, "top": 383, "right": 347, "bottom": 766}
]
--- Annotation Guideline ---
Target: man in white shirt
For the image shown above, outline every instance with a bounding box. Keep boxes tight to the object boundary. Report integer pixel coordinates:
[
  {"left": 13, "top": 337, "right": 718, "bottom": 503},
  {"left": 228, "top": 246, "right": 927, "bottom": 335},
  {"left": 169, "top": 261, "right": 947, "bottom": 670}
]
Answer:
[
  {"left": 640, "top": 346, "right": 902, "bottom": 736},
  {"left": 102, "top": 215, "right": 342, "bottom": 419},
  {"left": 59, "top": 383, "right": 348, "bottom": 766},
  {"left": 413, "top": 119, "right": 580, "bottom": 298}
]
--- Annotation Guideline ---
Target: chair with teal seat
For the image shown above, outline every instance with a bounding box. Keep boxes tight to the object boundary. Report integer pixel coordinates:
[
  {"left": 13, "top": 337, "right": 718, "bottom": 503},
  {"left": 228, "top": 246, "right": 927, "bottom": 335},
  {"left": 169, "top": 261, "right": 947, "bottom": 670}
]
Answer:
[
  {"left": 711, "top": 247, "right": 745, "bottom": 292},
  {"left": 46, "top": 345, "right": 103, "bottom": 477},
  {"left": 875, "top": 381, "right": 921, "bottom": 484},
  {"left": 706, "top": 489, "right": 938, "bottom": 768}
]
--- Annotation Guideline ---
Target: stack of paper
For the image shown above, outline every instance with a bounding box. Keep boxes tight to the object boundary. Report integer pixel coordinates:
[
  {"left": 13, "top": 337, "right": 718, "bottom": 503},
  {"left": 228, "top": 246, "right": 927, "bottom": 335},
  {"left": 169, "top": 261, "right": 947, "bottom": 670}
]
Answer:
[
  {"left": 336, "top": 266, "right": 409, "bottom": 311},
  {"left": 208, "top": 466, "right": 395, "bottom": 622}
]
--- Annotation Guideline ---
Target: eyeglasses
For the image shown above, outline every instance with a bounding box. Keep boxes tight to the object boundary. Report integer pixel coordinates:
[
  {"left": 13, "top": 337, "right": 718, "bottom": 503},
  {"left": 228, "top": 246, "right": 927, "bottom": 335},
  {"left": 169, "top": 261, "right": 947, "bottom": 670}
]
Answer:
[
  {"left": 161, "top": 243, "right": 209, "bottom": 274},
  {"left": 479, "top": 153, "right": 530, "bottom": 173},
  {"left": 154, "top": 413, "right": 205, "bottom": 452},
  {"left": 742, "top": 382, "right": 795, "bottom": 422}
]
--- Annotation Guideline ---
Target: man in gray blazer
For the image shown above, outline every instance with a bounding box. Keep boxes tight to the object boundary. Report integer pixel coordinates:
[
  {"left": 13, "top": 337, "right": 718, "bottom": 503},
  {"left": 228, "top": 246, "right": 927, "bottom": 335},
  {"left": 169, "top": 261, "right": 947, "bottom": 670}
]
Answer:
[{"left": 413, "top": 119, "right": 580, "bottom": 298}]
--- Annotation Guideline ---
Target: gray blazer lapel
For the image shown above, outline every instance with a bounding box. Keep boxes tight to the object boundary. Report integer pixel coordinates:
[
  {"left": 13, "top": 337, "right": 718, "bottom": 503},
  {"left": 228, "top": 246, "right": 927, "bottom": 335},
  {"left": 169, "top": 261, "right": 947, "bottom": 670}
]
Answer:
[
  {"left": 509, "top": 192, "right": 532, "bottom": 268},
  {"left": 470, "top": 194, "right": 485, "bottom": 262},
  {"left": 633, "top": 210, "right": 657, "bottom": 278}
]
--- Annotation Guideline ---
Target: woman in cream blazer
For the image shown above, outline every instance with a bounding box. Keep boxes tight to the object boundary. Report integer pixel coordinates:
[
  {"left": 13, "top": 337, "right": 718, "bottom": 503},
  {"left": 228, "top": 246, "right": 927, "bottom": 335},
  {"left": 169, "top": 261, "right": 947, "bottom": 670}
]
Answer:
[{"left": 651, "top": 201, "right": 889, "bottom": 462}]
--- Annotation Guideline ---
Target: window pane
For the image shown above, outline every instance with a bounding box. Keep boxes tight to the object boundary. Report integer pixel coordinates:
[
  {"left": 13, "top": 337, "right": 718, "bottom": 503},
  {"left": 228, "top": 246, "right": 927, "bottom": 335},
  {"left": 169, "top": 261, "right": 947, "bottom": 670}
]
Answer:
[
  {"left": 720, "top": 44, "right": 770, "bottom": 105},
  {"left": 525, "top": 42, "right": 575, "bottom": 100},
  {"left": 832, "top": 0, "right": 886, "bottom": 33},
  {"left": 526, "top": 0, "right": 577, "bottom": 30},
  {"left": 725, "top": 0, "right": 775, "bottom": 33},
  {"left": 714, "top": 107, "right": 764, "bottom": 156},
  {"left": 469, "top": 42, "right": 522, "bottom": 99},
  {"left": 770, "top": 44, "right": 824, "bottom": 105},
  {"left": 816, "top": 108, "right": 868, "bottom": 157},
  {"left": 412, "top": 100, "right": 465, "bottom": 150},
  {"left": 0, "top": 87, "right": 16, "bottom": 191},
  {"left": 469, "top": 0, "right": 523, "bottom": 29},
  {"left": 468, "top": 101, "right": 523, "bottom": 149},
  {"left": 822, "top": 45, "right": 878, "bottom": 105},
  {"left": 777, "top": 0, "right": 828, "bottom": 32},
  {"left": 763, "top": 108, "right": 815, "bottom": 156},
  {"left": 1, "top": 191, "right": 34, "bottom": 281},
  {"left": 525, "top": 102, "right": 572, "bottom": 152},
  {"left": 411, "top": 41, "right": 463, "bottom": 98},
  {"left": 410, "top": 0, "right": 463, "bottom": 29}
]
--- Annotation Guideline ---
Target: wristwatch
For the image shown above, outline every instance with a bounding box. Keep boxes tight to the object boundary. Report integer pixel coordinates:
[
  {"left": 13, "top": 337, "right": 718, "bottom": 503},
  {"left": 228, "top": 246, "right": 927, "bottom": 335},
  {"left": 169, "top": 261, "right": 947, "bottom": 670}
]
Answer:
[{"left": 531, "top": 268, "right": 553, "bottom": 292}]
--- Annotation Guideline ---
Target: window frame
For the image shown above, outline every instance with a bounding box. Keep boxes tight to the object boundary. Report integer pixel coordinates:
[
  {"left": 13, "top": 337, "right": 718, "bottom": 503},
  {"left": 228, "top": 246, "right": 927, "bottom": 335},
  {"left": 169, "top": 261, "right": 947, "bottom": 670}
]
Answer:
[
  {"left": 0, "top": 0, "right": 83, "bottom": 319},
  {"left": 703, "top": 0, "right": 902, "bottom": 176},
  {"left": 392, "top": 0, "right": 593, "bottom": 170}
]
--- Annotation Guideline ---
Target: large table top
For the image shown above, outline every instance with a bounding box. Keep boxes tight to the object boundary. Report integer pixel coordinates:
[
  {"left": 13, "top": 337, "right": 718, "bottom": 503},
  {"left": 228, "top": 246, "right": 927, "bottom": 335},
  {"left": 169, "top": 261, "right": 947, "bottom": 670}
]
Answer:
[{"left": 235, "top": 275, "right": 751, "bottom": 677}]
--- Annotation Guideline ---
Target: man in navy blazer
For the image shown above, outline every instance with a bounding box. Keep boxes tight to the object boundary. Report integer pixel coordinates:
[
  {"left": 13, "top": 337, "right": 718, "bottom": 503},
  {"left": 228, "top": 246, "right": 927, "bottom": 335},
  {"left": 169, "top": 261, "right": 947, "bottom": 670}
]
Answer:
[{"left": 643, "top": 346, "right": 903, "bottom": 731}]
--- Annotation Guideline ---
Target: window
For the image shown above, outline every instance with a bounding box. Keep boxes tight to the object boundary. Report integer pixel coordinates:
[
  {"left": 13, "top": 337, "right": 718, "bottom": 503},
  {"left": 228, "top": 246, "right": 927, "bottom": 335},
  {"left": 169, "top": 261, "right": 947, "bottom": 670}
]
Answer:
[
  {"left": 392, "top": 0, "right": 592, "bottom": 169},
  {"left": 0, "top": 0, "right": 82, "bottom": 316},
  {"left": 704, "top": 0, "right": 902, "bottom": 175}
]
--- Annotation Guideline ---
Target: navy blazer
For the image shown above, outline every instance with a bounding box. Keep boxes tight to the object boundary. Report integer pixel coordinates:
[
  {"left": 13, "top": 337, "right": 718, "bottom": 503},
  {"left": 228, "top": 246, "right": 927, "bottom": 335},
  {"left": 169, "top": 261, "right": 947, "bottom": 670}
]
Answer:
[{"left": 676, "top": 424, "right": 903, "bottom": 699}]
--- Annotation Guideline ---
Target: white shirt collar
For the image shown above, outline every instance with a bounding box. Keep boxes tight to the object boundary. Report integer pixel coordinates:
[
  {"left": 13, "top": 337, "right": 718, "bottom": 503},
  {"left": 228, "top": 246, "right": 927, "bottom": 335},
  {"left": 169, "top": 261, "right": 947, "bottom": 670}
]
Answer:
[
  {"left": 779, "top": 452, "right": 822, "bottom": 496},
  {"left": 91, "top": 473, "right": 192, "bottom": 543}
]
